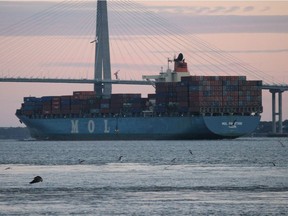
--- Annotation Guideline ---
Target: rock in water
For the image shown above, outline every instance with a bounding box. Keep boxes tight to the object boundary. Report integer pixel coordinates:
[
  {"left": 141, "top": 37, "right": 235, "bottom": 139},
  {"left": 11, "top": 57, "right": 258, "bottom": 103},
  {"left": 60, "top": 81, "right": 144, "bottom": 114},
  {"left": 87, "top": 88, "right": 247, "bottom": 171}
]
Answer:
[{"left": 29, "top": 176, "right": 43, "bottom": 184}]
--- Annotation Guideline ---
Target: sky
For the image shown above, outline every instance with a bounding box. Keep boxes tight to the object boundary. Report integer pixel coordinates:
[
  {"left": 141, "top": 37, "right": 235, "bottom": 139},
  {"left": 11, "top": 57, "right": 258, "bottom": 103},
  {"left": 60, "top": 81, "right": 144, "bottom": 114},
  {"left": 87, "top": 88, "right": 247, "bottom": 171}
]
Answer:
[{"left": 0, "top": 0, "right": 288, "bottom": 127}]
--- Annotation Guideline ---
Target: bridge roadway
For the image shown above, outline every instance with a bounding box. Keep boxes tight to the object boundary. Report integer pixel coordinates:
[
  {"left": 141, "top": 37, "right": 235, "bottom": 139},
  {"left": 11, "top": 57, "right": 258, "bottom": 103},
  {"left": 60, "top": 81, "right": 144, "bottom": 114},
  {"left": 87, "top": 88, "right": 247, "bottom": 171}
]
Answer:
[
  {"left": 262, "top": 84, "right": 288, "bottom": 91},
  {"left": 1, "top": 77, "right": 288, "bottom": 135},
  {"left": 1, "top": 77, "right": 288, "bottom": 89},
  {"left": 0, "top": 77, "right": 152, "bottom": 85}
]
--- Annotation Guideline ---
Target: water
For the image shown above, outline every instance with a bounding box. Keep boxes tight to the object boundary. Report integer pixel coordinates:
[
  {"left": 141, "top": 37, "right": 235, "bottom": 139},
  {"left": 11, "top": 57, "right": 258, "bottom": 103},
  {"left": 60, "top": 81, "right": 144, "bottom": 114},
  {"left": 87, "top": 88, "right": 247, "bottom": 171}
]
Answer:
[{"left": 1, "top": 138, "right": 288, "bottom": 215}]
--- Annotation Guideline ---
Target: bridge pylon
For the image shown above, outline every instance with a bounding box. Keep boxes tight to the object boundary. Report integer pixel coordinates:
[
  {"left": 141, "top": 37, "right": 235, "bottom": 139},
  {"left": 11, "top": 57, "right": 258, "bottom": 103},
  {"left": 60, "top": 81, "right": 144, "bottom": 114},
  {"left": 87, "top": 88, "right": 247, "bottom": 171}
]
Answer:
[
  {"left": 269, "top": 89, "right": 284, "bottom": 134},
  {"left": 94, "top": 0, "right": 111, "bottom": 96}
]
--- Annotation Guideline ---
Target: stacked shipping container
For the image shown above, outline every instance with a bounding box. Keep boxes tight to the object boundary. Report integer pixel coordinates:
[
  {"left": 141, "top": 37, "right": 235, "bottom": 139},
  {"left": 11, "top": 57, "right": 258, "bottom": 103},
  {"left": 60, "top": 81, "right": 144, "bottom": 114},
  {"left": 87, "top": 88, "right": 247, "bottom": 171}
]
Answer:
[
  {"left": 180, "top": 75, "right": 262, "bottom": 114},
  {"left": 17, "top": 75, "right": 262, "bottom": 117},
  {"left": 18, "top": 92, "right": 148, "bottom": 116}
]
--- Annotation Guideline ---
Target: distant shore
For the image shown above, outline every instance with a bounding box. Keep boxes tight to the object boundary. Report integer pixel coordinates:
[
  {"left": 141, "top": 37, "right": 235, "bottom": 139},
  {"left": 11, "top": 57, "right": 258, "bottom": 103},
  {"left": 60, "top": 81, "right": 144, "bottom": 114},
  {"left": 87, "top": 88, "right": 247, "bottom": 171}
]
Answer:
[{"left": 0, "top": 127, "right": 30, "bottom": 140}]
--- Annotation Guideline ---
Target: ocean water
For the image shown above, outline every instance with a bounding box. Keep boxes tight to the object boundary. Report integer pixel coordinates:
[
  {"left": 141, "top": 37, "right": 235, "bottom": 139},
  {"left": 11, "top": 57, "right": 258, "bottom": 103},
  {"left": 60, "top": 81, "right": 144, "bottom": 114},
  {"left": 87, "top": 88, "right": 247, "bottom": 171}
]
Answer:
[{"left": 0, "top": 138, "right": 287, "bottom": 215}]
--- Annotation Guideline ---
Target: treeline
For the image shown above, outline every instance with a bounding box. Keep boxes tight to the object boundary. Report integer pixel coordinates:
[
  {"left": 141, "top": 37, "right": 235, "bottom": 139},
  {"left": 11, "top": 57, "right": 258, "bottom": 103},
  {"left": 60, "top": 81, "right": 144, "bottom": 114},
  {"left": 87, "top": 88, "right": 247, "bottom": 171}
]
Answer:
[
  {"left": 254, "top": 120, "right": 288, "bottom": 134},
  {"left": 0, "top": 120, "right": 287, "bottom": 139},
  {"left": 0, "top": 127, "right": 30, "bottom": 140}
]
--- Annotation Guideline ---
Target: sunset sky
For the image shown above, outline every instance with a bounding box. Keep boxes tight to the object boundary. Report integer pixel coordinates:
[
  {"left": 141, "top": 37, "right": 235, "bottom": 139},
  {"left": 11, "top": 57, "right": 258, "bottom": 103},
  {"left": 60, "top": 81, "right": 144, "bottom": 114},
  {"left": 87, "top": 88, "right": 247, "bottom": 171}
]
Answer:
[{"left": 0, "top": 0, "right": 288, "bottom": 127}]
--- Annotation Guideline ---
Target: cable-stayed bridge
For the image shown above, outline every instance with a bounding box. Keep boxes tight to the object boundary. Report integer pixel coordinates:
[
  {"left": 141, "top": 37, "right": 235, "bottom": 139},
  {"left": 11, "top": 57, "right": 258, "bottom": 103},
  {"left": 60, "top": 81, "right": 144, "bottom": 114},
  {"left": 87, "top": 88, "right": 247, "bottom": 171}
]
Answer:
[{"left": 0, "top": 0, "right": 287, "bottom": 134}]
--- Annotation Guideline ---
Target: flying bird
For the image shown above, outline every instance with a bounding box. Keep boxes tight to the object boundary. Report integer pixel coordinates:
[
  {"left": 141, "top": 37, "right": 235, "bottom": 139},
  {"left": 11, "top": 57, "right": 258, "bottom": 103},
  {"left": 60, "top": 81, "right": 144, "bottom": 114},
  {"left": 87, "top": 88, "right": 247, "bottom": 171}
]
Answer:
[
  {"left": 29, "top": 176, "right": 43, "bottom": 184},
  {"left": 4, "top": 167, "right": 11, "bottom": 170},
  {"left": 278, "top": 140, "right": 285, "bottom": 147},
  {"left": 271, "top": 162, "right": 276, "bottom": 166},
  {"left": 78, "top": 159, "right": 85, "bottom": 164},
  {"left": 189, "top": 149, "right": 193, "bottom": 155},
  {"left": 114, "top": 70, "right": 120, "bottom": 80},
  {"left": 164, "top": 158, "right": 177, "bottom": 170},
  {"left": 90, "top": 36, "right": 98, "bottom": 43},
  {"left": 171, "top": 158, "right": 176, "bottom": 163}
]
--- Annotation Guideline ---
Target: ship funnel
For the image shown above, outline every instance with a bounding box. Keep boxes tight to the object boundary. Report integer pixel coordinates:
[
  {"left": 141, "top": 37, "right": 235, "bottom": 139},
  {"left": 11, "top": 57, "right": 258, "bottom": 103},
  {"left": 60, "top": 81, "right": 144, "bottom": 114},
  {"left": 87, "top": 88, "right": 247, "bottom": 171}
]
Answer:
[
  {"left": 174, "top": 53, "right": 188, "bottom": 73},
  {"left": 175, "top": 53, "right": 184, "bottom": 62}
]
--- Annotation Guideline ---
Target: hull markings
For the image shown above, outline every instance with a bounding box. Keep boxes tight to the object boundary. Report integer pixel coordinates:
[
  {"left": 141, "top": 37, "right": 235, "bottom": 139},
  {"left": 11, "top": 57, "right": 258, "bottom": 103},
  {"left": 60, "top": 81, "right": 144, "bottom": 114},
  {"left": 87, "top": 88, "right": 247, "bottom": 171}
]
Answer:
[
  {"left": 104, "top": 119, "right": 110, "bottom": 133},
  {"left": 222, "top": 121, "right": 243, "bottom": 129},
  {"left": 88, "top": 120, "right": 95, "bottom": 133},
  {"left": 71, "top": 120, "right": 79, "bottom": 133},
  {"left": 70, "top": 119, "right": 110, "bottom": 134}
]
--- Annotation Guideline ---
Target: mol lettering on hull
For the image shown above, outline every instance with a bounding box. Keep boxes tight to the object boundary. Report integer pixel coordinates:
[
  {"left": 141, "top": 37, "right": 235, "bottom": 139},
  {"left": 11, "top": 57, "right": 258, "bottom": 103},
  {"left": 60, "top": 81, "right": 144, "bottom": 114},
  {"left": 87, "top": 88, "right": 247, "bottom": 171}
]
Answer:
[
  {"left": 71, "top": 120, "right": 79, "bottom": 133},
  {"left": 71, "top": 119, "right": 110, "bottom": 134},
  {"left": 17, "top": 115, "right": 261, "bottom": 140}
]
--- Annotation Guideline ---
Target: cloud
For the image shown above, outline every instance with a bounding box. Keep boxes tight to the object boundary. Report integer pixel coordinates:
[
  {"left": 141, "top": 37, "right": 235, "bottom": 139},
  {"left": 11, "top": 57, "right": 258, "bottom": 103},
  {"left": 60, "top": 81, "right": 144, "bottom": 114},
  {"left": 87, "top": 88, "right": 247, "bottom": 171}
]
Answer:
[
  {"left": 225, "top": 49, "right": 288, "bottom": 54},
  {"left": 186, "top": 49, "right": 288, "bottom": 54},
  {"left": 42, "top": 62, "right": 93, "bottom": 68},
  {"left": 209, "top": 6, "right": 226, "bottom": 14},
  {"left": 0, "top": 1, "right": 288, "bottom": 37},
  {"left": 170, "top": 15, "right": 288, "bottom": 34},
  {"left": 224, "top": 6, "right": 240, "bottom": 13},
  {"left": 243, "top": 6, "right": 254, "bottom": 13},
  {"left": 260, "top": 7, "right": 270, "bottom": 12},
  {"left": 145, "top": 4, "right": 262, "bottom": 15}
]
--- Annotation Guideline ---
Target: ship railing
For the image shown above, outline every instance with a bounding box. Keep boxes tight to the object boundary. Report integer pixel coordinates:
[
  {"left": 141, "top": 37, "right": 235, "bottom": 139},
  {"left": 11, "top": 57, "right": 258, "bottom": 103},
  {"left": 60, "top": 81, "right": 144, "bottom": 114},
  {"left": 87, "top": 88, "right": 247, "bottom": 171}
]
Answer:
[
  {"left": 18, "top": 110, "right": 257, "bottom": 119},
  {"left": 18, "top": 106, "right": 262, "bottom": 119}
]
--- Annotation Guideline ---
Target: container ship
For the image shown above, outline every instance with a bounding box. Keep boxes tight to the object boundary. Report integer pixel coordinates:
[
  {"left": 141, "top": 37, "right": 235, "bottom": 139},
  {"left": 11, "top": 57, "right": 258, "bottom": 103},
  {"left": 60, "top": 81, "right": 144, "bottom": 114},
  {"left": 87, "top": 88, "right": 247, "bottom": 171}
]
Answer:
[{"left": 16, "top": 54, "right": 263, "bottom": 140}]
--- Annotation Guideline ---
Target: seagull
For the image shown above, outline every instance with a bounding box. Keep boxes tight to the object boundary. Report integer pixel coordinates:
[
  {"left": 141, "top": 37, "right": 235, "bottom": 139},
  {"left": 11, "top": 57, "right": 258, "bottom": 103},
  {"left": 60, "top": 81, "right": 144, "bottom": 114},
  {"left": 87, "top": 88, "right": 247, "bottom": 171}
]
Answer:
[
  {"left": 5, "top": 167, "right": 11, "bottom": 170},
  {"left": 170, "top": 158, "right": 176, "bottom": 163},
  {"left": 90, "top": 36, "right": 98, "bottom": 44},
  {"left": 164, "top": 158, "right": 177, "bottom": 170},
  {"left": 278, "top": 140, "right": 285, "bottom": 147},
  {"left": 114, "top": 70, "right": 120, "bottom": 80},
  {"left": 189, "top": 149, "right": 193, "bottom": 155},
  {"left": 29, "top": 176, "right": 43, "bottom": 184},
  {"left": 78, "top": 159, "right": 85, "bottom": 164}
]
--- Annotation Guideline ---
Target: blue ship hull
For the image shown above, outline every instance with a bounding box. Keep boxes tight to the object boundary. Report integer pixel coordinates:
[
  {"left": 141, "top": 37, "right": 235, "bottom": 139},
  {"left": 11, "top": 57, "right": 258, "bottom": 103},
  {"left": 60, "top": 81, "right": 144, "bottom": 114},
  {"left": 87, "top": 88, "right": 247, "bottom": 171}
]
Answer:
[{"left": 18, "top": 115, "right": 261, "bottom": 140}]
